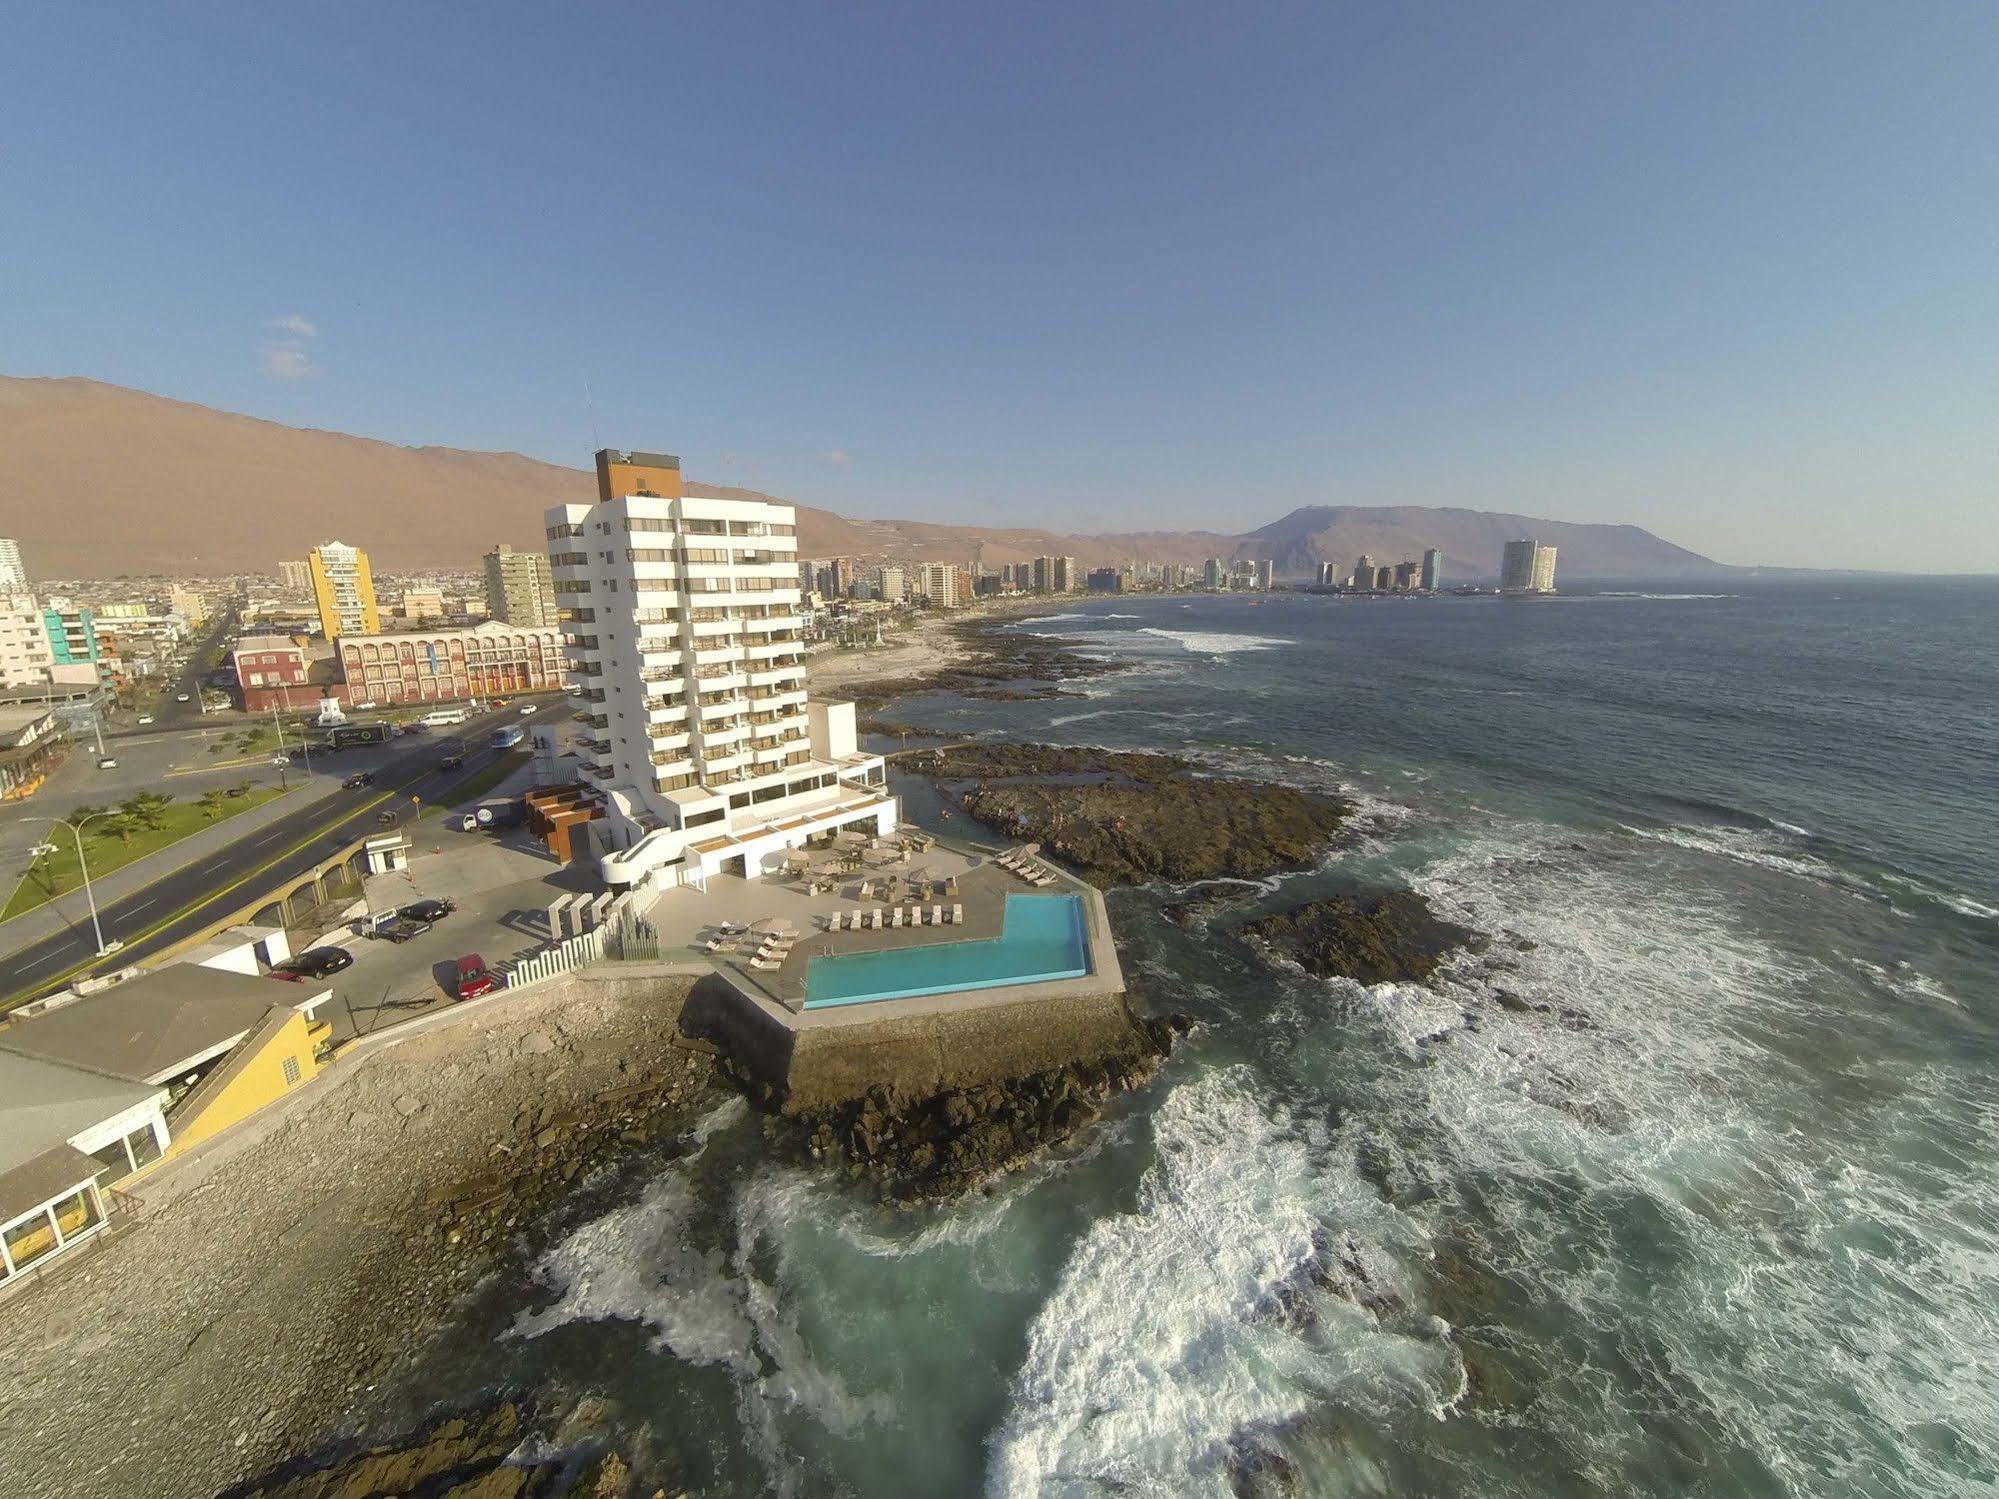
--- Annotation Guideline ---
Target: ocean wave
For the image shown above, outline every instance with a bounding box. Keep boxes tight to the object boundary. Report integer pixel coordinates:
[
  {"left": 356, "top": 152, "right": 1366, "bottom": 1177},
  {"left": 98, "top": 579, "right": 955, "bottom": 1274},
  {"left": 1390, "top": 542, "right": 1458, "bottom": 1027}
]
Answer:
[
  {"left": 1622, "top": 820, "right": 1997, "bottom": 921},
  {"left": 1386, "top": 818, "right": 1999, "bottom": 1494},
  {"left": 1595, "top": 591, "right": 1735, "bottom": 600},
  {"left": 986, "top": 1068, "right": 1451, "bottom": 1497},
  {"left": 1138, "top": 627, "right": 1295, "bottom": 655}
]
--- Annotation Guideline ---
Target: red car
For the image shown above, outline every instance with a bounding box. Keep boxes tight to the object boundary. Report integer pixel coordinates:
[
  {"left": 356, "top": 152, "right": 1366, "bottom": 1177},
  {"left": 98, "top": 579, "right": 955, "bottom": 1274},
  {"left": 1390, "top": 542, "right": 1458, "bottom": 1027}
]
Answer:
[{"left": 454, "top": 953, "right": 501, "bottom": 1000}]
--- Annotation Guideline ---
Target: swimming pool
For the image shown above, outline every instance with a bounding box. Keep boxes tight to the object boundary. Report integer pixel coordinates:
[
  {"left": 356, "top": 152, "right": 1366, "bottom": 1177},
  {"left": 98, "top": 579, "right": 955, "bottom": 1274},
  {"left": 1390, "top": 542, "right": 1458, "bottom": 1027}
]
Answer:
[{"left": 803, "top": 893, "right": 1091, "bottom": 1008}]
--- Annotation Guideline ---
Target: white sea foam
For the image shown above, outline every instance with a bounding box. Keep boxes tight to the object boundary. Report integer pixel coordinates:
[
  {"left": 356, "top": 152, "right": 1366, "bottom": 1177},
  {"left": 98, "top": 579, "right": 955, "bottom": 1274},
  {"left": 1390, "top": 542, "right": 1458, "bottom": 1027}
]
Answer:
[
  {"left": 1389, "top": 817, "right": 1999, "bottom": 1493},
  {"left": 1595, "top": 591, "right": 1734, "bottom": 600},
  {"left": 1043, "top": 707, "right": 1123, "bottom": 729},
  {"left": 1138, "top": 627, "right": 1294, "bottom": 655},
  {"left": 986, "top": 1069, "right": 1450, "bottom": 1496}
]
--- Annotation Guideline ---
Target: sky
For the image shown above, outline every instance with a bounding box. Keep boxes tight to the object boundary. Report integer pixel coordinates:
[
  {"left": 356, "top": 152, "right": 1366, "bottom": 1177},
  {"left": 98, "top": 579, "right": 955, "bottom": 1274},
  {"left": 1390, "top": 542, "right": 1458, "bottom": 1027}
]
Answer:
[{"left": 4, "top": 4, "right": 1996, "bottom": 571}]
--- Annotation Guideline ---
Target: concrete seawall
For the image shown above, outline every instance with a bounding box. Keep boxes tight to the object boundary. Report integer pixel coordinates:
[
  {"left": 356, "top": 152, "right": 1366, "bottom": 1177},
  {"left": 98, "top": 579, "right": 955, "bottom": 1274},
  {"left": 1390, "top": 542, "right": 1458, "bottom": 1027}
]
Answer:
[{"left": 581, "top": 967, "right": 1152, "bottom": 1115}]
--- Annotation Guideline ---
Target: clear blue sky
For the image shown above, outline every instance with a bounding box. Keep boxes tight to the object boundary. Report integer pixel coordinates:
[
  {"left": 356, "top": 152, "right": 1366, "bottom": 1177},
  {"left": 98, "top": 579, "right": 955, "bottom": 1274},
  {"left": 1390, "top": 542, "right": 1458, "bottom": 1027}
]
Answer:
[{"left": 5, "top": 4, "right": 1996, "bottom": 570}]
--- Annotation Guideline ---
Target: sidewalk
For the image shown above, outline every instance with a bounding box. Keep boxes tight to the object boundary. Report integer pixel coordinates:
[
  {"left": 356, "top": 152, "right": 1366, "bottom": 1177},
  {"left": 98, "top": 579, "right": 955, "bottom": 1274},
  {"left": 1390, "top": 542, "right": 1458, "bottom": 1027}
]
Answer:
[{"left": 0, "top": 778, "right": 343, "bottom": 959}]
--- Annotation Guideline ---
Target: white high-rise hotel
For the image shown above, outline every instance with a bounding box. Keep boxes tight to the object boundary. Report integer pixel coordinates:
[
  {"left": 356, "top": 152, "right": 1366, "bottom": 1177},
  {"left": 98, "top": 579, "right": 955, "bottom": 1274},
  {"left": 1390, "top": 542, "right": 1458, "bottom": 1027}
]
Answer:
[{"left": 546, "top": 450, "right": 895, "bottom": 889}]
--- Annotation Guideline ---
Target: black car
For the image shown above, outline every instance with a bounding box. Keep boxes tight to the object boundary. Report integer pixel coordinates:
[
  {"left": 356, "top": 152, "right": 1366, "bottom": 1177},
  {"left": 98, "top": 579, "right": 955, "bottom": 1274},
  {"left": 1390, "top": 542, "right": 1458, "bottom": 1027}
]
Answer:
[
  {"left": 439, "top": 753, "right": 464, "bottom": 771},
  {"left": 401, "top": 897, "right": 456, "bottom": 923},
  {"left": 274, "top": 946, "right": 353, "bottom": 980},
  {"left": 343, "top": 771, "right": 375, "bottom": 789},
  {"left": 370, "top": 915, "right": 431, "bottom": 943}
]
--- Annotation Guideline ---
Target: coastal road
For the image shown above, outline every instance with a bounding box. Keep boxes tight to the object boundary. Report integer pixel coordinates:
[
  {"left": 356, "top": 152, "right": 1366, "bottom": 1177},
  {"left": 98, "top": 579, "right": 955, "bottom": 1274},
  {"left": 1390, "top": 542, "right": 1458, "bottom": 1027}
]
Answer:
[{"left": 0, "top": 699, "right": 573, "bottom": 1008}]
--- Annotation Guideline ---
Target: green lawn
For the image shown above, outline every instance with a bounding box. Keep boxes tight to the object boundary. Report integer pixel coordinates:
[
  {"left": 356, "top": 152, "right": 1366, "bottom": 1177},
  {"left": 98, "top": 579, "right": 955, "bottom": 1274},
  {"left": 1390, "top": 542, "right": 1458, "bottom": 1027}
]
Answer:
[
  {"left": 421, "top": 749, "right": 532, "bottom": 817},
  {"left": 3, "top": 784, "right": 294, "bottom": 921}
]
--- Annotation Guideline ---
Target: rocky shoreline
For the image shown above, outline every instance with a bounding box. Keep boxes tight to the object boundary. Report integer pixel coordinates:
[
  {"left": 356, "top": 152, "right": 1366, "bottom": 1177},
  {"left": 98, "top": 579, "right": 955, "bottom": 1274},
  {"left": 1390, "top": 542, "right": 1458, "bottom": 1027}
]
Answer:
[
  {"left": 845, "top": 611, "right": 1123, "bottom": 720},
  {"left": 0, "top": 977, "right": 719, "bottom": 1499},
  {"left": 756, "top": 1011, "right": 1190, "bottom": 1202},
  {"left": 911, "top": 741, "right": 1355, "bottom": 885}
]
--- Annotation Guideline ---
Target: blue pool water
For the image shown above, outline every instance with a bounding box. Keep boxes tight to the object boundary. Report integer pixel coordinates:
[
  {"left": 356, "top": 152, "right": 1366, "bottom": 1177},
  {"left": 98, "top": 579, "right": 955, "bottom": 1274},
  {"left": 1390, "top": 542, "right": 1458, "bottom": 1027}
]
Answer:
[{"left": 803, "top": 893, "right": 1091, "bottom": 1008}]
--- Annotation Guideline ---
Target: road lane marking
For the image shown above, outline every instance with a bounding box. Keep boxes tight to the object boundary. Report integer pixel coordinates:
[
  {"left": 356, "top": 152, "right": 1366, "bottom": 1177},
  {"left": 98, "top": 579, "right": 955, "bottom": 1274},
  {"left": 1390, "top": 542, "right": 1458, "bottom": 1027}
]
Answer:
[{"left": 2, "top": 747, "right": 513, "bottom": 1007}]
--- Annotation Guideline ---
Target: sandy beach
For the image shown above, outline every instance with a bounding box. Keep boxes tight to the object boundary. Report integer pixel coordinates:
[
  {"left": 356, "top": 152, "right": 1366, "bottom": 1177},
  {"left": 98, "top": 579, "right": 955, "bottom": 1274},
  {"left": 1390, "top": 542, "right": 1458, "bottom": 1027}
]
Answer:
[
  {"left": 0, "top": 974, "right": 713, "bottom": 1499},
  {"left": 805, "top": 597, "right": 1054, "bottom": 699}
]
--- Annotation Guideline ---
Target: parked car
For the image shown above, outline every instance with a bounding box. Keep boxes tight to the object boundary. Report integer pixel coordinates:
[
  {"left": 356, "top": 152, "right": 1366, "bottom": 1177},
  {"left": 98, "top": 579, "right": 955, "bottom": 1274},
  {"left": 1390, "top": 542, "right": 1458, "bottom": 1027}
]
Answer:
[
  {"left": 518, "top": 704, "right": 536, "bottom": 716},
  {"left": 454, "top": 953, "right": 501, "bottom": 1000},
  {"left": 137, "top": 714, "right": 154, "bottom": 725},
  {"left": 401, "top": 897, "right": 456, "bottom": 922},
  {"left": 273, "top": 946, "right": 354, "bottom": 980},
  {"left": 369, "top": 914, "right": 431, "bottom": 943},
  {"left": 342, "top": 771, "right": 374, "bottom": 789},
  {"left": 96, "top": 756, "right": 118, "bottom": 770},
  {"left": 439, "top": 752, "right": 464, "bottom": 771},
  {"left": 175, "top": 692, "right": 191, "bottom": 702}
]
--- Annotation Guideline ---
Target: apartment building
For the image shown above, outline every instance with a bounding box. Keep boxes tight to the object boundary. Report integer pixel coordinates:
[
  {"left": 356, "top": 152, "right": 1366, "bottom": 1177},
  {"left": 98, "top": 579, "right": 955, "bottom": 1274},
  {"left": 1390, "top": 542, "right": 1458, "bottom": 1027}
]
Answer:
[
  {"left": 308, "top": 540, "right": 381, "bottom": 639},
  {"left": 484, "top": 542, "right": 558, "bottom": 627},
  {"left": 916, "top": 561, "right": 962, "bottom": 608},
  {"left": 0, "top": 595, "right": 54, "bottom": 689},
  {"left": 1500, "top": 540, "right": 1558, "bottom": 594},
  {"left": 230, "top": 635, "right": 310, "bottom": 711},
  {"left": 0, "top": 539, "right": 26, "bottom": 594},
  {"left": 335, "top": 620, "right": 563, "bottom": 705},
  {"left": 546, "top": 449, "right": 893, "bottom": 889},
  {"left": 279, "top": 559, "right": 311, "bottom": 592}
]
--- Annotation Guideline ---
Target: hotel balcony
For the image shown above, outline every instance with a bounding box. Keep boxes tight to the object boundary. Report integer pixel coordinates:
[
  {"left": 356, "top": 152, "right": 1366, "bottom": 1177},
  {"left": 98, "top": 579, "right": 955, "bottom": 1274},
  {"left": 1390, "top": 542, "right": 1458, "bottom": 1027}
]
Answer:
[{"left": 648, "top": 701, "right": 689, "bottom": 725}]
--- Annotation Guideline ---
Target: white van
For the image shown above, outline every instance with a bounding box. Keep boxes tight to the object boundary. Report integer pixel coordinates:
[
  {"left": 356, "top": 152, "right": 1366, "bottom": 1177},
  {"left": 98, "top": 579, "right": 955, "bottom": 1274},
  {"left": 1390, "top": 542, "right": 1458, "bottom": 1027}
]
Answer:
[{"left": 419, "top": 708, "right": 469, "bottom": 728}]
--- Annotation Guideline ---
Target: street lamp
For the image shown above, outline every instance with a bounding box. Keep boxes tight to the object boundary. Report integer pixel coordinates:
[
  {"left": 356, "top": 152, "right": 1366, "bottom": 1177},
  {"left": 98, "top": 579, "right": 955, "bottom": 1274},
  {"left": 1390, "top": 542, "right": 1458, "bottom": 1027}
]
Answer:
[{"left": 32, "top": 812, "right": 124, "bottom": 959}]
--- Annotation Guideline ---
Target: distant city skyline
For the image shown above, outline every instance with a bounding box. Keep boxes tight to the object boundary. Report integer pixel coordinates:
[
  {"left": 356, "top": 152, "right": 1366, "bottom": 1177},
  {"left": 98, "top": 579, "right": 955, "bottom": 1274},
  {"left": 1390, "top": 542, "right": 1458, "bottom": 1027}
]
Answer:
[{"left": 5, "top": 6, "right": 1997, "bottom": 572}]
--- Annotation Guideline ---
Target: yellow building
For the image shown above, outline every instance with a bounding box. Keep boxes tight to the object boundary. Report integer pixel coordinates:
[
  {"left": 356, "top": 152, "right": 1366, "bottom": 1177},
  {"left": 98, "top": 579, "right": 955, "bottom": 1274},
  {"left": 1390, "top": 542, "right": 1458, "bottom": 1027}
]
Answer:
[
  {"left": 0, "top": 965, "right": 332, "bottom": 1180},
  {"left": 308, "top": 540, "right": 381, "bottom": 640}
]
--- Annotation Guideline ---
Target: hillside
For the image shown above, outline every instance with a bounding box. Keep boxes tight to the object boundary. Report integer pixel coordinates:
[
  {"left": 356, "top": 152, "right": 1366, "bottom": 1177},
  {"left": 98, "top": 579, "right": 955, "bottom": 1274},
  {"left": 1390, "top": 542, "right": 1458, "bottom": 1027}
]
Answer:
[{"left": 0, "top": 376, "right": 1723, "bottom": 579}]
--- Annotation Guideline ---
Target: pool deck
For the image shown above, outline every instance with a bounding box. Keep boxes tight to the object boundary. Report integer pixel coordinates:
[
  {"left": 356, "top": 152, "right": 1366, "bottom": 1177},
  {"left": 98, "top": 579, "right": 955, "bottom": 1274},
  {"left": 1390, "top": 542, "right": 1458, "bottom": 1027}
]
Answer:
[{"left": 630, "top": 834, "right": 1125, "bottom": 1030}]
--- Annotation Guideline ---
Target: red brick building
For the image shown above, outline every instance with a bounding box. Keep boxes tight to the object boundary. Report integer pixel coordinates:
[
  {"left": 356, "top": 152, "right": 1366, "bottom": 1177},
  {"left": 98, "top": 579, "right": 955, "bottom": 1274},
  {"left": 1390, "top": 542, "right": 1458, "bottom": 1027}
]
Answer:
[
  {"left": 230, "top": 635, "right": 311, "bottom": 712},
  {"left": 336, "top": 621, "right": 565, "bottom": 706}
]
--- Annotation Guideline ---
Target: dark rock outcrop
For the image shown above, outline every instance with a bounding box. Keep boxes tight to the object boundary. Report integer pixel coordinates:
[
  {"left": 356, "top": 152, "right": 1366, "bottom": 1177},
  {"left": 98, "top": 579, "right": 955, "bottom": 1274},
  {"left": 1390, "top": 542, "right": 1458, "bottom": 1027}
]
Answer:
[
  {"left": 912, "top": 743, "right": 1352, "bottom": 886},
  {"left": 760, "top": 1013, "right": 1189, "bottom": 1201},
  {"left": 222, "top": 1398, "right": 636, "bottom": 1498},
  {"left": 1243, "top": 891, "right": 1484, "bottom": 985}
]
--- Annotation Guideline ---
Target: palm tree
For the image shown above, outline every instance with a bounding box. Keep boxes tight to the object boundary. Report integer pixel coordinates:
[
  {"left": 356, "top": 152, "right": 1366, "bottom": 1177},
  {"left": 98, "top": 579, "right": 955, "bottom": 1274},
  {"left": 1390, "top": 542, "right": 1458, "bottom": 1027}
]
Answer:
[
  {"left": 198, "top": 789, "right": 226, "bottom": 820},
  {"left": 98, "top": 809, "right": 140, "bottom": 845},
  {"left": 120, "top": 792, "right": 172, "bottom": 835}
]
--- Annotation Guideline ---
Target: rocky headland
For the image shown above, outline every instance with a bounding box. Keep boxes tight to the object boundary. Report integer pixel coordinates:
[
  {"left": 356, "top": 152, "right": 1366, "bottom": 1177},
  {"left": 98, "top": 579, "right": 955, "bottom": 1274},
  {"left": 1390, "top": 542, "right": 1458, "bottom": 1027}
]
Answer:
[
  {"left": 911, "top": 742, "right": 1354, "bottom": 885},
  {"left": 1242, "top": 890, "right": 1486, "bottom": 986}
]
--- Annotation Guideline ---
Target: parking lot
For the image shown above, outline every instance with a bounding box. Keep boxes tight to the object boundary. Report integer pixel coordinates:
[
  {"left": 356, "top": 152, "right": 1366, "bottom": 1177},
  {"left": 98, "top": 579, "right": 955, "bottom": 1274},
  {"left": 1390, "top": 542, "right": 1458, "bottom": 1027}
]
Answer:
[{"left": 295, "top": 823, "right": 598, "bottom": 1042}]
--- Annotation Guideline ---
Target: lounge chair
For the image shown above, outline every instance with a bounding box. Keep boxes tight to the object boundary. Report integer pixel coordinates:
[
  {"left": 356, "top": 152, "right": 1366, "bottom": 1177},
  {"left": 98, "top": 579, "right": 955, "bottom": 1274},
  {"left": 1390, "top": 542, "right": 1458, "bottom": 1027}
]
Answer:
[
  {"left": 930, "top": 904, "right": 943, "bottom": 926},
  {"left": 702, "top": 936, "right": 738, "bottom": 954},
  {"left": 951, "top": 903, "right": 964, "bottom": 924},
  {"left": 891, "top": 907, "right": 904, "bottom": 928},
  {"left": 870, "top": 909, "right": 884, "bottom": 930},
  {"left": 750, "top": 957, "right": 782, "bottom": 971}
]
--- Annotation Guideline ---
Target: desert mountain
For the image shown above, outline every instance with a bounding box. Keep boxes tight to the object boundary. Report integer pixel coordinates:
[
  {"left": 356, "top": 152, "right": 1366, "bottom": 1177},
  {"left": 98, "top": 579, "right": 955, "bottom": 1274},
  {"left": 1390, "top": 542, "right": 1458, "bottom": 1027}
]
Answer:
[{"left": 0, "top": 376, "right": 1723, "bottom": 579}]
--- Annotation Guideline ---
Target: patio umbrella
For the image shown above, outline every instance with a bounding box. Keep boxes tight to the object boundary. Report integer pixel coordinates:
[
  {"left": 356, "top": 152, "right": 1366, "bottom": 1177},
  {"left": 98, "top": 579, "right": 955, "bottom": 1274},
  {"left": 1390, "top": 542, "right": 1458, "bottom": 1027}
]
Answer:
[
  {"left": 835, "top": 829, "right": 869, "bottom": 847},
  {"left": 864, "top": 847, "right": 900, "bottom": 866},
  {"left": 783, "top": 849, "right": 812, "bottom": 869},
  {"left": 751, "top": 916, "right": 795, "bottom": 934}
]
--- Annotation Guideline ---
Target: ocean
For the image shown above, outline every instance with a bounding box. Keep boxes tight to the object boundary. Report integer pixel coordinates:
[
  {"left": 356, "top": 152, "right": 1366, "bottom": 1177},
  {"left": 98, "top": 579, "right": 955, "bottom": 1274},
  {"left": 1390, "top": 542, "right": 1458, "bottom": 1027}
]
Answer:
[{"left": 393, "top": 577, "right": 1998, "bottom": 1496}]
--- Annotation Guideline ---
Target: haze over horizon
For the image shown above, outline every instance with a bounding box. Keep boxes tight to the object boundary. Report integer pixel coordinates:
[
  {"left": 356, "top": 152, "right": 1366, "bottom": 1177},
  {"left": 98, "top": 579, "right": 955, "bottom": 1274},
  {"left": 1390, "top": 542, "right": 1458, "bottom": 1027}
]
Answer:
[{"left": 7, "top": 5, "right": 1997, "bottom": 572}]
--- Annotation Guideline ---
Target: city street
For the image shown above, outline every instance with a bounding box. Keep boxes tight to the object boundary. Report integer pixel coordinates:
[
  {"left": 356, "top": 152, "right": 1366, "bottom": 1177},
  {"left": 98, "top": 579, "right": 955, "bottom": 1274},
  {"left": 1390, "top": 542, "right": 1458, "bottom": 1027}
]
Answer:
[{"left": 0, "top": 697, "right": 576, "bottom": 1006}]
